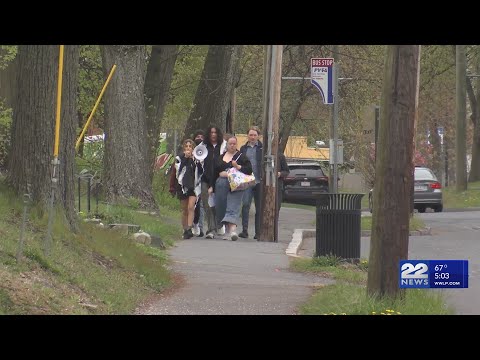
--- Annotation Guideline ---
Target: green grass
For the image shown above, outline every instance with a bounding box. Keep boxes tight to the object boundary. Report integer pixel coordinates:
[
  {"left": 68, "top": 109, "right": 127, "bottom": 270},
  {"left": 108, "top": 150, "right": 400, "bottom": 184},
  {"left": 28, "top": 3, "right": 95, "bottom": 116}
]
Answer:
[
  {"left": 290, "top": 257, "right": 453, "bottom": 315},
  {"left": 0, "top": 178, "right": 178, "bottom": 315},
  {"left": 361, "top": 215, "right": 426, "bottom": 231},
  {"left": 300, "top": 282, "right": 453, "bottom": 315},
  {"left": 291, "top": 256, "right": 368, "bottom": 284},
  {"left": 283, "top": 202, "right": 316, "bottom": 211},
  {"left": 443, "top": 181, "right": 480, "bottom": 209}
]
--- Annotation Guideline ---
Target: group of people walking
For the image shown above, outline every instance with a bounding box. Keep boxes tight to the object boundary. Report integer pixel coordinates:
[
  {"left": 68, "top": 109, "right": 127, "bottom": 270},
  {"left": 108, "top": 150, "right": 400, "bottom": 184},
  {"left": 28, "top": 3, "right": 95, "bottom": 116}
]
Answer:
[{"left": 169, "top": 125, "right": 289, "bottom": 241}]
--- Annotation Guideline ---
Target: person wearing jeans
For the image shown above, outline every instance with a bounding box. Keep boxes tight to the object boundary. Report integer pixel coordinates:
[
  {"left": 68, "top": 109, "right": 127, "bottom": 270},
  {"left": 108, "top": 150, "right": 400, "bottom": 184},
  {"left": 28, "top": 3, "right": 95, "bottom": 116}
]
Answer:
[
  {"left": 239, "top": 126, "right": 263, "bottom": 239},
  {"left": 197, "top": 126, "right": 226, "bottom": 239},
  {"left": 211, "top": 136, "right": 253, "bottom": 241}
]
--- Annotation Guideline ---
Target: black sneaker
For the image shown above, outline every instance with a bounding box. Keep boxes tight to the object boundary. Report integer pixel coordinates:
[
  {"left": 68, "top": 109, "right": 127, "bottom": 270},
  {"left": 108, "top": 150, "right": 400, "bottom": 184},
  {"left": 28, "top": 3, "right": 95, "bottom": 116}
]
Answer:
[
  {"left": 198, "top": 231, "right": 204, "bottom": 237},
  {"left": 183, "top": 230, "right": 189, "bottom": 239},
  {"left": 239, "top": 231, "right": 248, "bottom": 238},
  {"left": 254, "top": 234, "right": 258, "bottom": 240}
]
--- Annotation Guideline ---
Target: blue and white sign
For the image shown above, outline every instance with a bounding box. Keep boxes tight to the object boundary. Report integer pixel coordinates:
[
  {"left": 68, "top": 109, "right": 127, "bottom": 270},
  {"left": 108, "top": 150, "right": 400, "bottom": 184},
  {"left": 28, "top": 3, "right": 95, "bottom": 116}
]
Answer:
[
  {"left": 311, "top": 58, "right": 334, "bottom": 104},
  {"left": 399, "top": 260, "right": 468, "bottom": 289}
]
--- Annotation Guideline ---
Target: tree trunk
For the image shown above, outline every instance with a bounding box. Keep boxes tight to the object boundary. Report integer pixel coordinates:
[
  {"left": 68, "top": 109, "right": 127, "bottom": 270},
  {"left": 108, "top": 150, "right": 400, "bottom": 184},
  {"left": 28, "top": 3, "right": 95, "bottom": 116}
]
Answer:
[
  {"left": 144, "top": 45, "right": 178, "bottom": 180},
  {"left": 101, "top": 45, "right": 156, "bottom": 209},
  {"left": 259, "top": 45, "right": 283, "bottom": 242},
  {"left": 455, "top": 45, "right": 467, "bottom": 191},
  {"left": 466, "top": 56, "right": 480, "bottom": 182},
  {"left": 367, "top": 45, "right": 420, "bottom": 299},
  {"left": 184, "top": 45, "right": 243, "bottom": 138},
  {"left": 8, "top": 45, "right": 79, "bottom": 229}
]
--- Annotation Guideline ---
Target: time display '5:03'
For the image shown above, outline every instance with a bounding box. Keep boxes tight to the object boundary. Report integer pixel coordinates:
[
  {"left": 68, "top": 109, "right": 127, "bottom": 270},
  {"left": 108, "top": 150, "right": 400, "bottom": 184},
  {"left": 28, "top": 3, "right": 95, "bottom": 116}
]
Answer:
[{"left": 434, "top": 273, "right": 450, "bottom": 279}]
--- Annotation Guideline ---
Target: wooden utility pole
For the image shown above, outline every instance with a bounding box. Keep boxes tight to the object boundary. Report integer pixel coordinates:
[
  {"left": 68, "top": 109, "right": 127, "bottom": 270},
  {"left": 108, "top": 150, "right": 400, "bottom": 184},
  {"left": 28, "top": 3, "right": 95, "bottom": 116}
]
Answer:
[
  {"left": 329, "top": 45, "right": 339, "bottom": 192},
  {"left": 367, "top": 45, "right": 420, "bottom": 299},
  {"left": 259, "top": 45, "right": 283, "bottom": 242},
  {"left": 456, "top": 45, "right": 467, "bottom": 191}
]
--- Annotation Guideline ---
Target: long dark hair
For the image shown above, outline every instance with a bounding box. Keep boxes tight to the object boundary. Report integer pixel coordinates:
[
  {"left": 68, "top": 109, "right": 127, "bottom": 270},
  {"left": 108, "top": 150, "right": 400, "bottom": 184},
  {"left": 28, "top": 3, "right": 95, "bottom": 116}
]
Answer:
[{"left": 203, "top": 125, "right": 223, "bottom": 146}]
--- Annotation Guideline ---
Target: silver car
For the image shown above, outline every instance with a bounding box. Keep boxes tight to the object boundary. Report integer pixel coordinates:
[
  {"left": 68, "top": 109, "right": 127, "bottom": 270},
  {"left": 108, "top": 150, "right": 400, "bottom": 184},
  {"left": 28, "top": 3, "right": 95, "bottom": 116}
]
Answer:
[{"left": 369, "top": 166, "right": 443, "bottom": 213}]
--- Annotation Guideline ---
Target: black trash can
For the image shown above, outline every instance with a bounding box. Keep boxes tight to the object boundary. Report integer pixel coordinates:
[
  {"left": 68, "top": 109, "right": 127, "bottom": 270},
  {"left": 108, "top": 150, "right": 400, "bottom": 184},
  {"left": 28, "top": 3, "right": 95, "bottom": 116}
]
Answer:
[{"left": 314, "top": 193, "right": 365, "bottom": 260}]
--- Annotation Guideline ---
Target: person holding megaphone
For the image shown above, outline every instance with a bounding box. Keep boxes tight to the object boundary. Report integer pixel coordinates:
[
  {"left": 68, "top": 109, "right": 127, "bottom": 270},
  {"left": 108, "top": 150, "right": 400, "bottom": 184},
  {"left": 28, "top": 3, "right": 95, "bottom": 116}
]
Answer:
[{"left": 169, "top": 138, "right": 202, "bottom": 239}]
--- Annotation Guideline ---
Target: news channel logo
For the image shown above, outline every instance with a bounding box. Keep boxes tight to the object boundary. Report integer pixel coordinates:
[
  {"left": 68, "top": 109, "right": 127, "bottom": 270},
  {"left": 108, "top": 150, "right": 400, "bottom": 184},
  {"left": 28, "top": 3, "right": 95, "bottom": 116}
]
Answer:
[
  {"left": 399, "top": 260, "right": 429, "bottom": 288},
  {"left": 399, "top": 260, "right": 469, "bottom": 289}
]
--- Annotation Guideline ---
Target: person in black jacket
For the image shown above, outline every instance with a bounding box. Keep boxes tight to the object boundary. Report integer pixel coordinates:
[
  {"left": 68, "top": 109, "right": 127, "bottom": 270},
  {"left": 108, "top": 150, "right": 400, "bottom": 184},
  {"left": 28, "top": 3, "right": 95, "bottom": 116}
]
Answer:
[
  {"left": 212, "top": 135, "right": 253, "bottom": 241},
  {"left": 238, "top": 126, "right": 263, "bottom": 239},
  {"left": 198, "top": 126, "right": 227, "bottom": 239},
  {"left": 169, "top": 139, "right": 202, "bottom": 239}
]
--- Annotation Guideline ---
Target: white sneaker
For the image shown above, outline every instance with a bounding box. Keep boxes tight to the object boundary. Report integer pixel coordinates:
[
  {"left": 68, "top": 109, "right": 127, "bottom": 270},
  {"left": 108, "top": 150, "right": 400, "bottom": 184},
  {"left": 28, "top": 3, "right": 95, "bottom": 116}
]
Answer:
[
  {"left": 205, "top": 232, "right": 214, "bottom": 239},
  {"left": 230, "top": 232, "right": 238, "bottom": 241},
  {"left": 222, "top": 233, "right": 231, "bottom": 240},
  {"left": 217, "top": 225, "right": 226, "bottom": 235},
  {"left": 192, "top": 224, "right": 200, "bottom": 236}
]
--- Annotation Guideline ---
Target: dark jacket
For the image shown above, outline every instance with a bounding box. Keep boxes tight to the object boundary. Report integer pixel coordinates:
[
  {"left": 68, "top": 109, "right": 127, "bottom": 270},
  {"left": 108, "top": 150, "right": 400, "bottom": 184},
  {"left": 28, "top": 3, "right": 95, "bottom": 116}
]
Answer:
[
  {"left": 239, "top": 140, "right": 263, "bottom": 182},
  {"left": 211, "top": 151, "right": 253, "bottom": 190},
  {"left": 200, "top": 140, "right": 225, "bottom": 186}
]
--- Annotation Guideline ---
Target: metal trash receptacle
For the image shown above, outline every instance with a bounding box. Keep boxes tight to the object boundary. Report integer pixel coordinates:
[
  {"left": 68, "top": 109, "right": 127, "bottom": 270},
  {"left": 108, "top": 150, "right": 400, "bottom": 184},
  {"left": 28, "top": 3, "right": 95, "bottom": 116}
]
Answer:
[{"left": 314, "top": 193, "right": 364, "bottom": 260}]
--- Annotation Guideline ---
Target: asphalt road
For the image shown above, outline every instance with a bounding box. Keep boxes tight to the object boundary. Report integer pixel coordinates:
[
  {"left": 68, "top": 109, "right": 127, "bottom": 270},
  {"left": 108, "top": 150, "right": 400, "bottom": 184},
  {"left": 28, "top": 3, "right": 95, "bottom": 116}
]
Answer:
[{"left": 359, "top": 211, "right": 480, "bottom": 315}]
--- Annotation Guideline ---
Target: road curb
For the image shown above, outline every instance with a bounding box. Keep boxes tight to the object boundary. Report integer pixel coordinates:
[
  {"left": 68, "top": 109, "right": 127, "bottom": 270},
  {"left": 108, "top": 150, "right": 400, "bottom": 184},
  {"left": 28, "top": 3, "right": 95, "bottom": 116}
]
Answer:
[{"left": 287, "top": 229, "right": 315, "bottom": 258}]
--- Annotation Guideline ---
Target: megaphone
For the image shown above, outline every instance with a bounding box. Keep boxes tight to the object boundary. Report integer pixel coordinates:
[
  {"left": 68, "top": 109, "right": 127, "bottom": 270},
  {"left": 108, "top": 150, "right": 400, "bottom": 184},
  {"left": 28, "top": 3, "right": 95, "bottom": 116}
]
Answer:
[{"left": 193, "top": 144, "right": 208, "bottom": 161}]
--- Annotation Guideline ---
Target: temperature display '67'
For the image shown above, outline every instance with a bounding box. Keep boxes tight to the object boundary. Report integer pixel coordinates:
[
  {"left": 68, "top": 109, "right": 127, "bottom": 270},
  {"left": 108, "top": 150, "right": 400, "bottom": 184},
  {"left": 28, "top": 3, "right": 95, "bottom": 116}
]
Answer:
[{"left": 399, "top": 260, "right": 468, "bottom": 289}]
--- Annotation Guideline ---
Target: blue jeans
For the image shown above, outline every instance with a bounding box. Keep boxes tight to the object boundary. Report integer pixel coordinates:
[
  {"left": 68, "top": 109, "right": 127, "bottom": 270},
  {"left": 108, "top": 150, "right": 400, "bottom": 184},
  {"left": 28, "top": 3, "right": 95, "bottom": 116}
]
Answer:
[
  {"left": 215, "top": 177, "right": 245, "bottom": 227},
  {"left": 241, "top": 183, "right": 260, "bottom": 235}
]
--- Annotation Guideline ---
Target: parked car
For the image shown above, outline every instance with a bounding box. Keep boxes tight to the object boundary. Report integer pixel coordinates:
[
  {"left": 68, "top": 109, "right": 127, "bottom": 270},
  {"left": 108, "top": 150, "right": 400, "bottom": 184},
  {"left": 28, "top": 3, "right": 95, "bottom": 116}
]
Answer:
[
  {"left": 368, "top": 166, "right": 443, "bottom": 213},
  {"left": 283, "top": 162, "right": 329, "bottom": 205}
]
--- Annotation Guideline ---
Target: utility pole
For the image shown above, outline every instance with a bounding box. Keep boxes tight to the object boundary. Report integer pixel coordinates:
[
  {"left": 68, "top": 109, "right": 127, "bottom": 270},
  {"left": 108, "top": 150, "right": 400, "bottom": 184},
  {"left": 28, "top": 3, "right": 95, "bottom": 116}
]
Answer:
[
  {"left": 367, "top": 45, "right": 420, "bottom": 299},
  {"left": 259, "top": 45, "right": 283, "bottom": 242},
  {"left": 456, "top": 45, "right": 467, "bottom": 192},
  {"left": 329, "top": 45, "right": 340, "bottom": 193}
]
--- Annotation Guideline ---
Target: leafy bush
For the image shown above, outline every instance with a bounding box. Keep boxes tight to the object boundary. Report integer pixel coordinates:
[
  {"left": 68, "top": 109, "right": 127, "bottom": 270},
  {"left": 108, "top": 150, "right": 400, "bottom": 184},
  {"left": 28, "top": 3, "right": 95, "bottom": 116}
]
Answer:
[{"left": 0, "top": 100, "right": 12, "bottom": 169}]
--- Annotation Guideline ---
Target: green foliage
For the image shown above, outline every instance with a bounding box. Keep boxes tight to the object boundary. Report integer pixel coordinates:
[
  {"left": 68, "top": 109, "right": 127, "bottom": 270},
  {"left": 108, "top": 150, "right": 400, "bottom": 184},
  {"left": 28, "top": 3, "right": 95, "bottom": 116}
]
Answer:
[
  {"left": 0, "top": 99, "right": 12, "bottom": 168},
  {"left": 0, "top": 45, "right": 17, "bottom": 70},
  {"left": 152, "top": 170, "right": 180, "bottom": 212},
  {"left": 162, "top": 45, "right": 208, "bottom": 133},
  {"left": 312, "top": 254, "right": 343, "bottom": 267},
  {"left": 78, "top": 45, "right": 104, "bottom": 128}
]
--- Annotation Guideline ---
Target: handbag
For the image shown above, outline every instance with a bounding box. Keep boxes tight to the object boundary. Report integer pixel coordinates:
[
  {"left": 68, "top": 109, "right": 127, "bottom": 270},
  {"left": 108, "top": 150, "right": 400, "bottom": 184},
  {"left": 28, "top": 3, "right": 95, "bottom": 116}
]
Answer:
[{"left": 226, "top": 153, "right": 256, "bottom": 192}]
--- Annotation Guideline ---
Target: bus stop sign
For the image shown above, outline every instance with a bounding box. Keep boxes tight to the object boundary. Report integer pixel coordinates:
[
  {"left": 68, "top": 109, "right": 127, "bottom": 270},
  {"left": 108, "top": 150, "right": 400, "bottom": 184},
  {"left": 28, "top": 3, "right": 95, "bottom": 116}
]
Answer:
[{"left": 311, "top": 58, "right": 334, "bottom": 104}]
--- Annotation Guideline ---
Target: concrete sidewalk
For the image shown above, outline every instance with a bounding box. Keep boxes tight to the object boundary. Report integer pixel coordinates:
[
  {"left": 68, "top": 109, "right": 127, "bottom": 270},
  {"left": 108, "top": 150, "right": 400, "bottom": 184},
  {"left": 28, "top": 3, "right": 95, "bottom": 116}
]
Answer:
[{"left": 136, "top": 207, "right": 332, "bottom": 315}]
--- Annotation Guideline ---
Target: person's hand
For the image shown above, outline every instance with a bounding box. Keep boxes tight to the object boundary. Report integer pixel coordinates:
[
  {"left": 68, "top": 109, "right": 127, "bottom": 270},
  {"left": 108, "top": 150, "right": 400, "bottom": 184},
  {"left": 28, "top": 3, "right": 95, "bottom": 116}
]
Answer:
[
  {"left": 232, "top": 160, "right": 241, "bottom": 170},
  {"left": 208, "top": 187, "right": 213, "bottom": 194}
]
